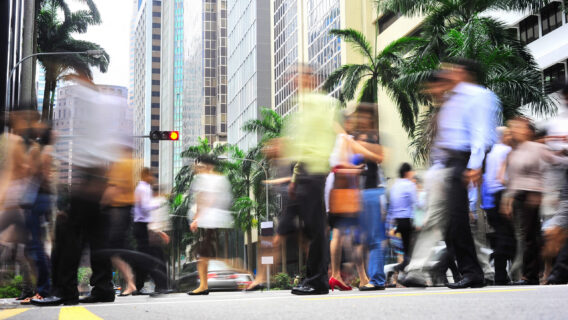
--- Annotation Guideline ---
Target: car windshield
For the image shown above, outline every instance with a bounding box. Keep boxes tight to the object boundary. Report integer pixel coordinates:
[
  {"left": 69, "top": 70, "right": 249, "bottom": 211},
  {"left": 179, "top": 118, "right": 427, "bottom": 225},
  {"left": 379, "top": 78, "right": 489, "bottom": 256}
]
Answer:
[{"left": 208, "top": 260, "right": 231, "bottom": 271}]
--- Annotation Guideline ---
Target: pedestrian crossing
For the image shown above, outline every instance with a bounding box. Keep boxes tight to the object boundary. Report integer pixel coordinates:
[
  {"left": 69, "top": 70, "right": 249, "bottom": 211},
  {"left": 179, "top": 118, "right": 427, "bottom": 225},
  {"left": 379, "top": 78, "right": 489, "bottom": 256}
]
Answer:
[{"left": 0, "top": 306, "right": 102, "bottom": 320}]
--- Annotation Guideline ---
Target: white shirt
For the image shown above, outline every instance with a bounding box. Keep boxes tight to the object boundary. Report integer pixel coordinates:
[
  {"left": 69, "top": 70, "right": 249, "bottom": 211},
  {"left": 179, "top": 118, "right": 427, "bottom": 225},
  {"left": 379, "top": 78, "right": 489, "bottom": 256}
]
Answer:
[{"left": 134, "top": 181, "right": 154, "bottom": 223}]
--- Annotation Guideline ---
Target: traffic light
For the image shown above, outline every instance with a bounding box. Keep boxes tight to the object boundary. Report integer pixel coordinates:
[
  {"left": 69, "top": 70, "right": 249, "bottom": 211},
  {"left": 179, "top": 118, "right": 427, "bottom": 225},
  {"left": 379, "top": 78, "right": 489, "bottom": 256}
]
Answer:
[{"left": 149, "top": 130, "right": 180, "bottom": 141}]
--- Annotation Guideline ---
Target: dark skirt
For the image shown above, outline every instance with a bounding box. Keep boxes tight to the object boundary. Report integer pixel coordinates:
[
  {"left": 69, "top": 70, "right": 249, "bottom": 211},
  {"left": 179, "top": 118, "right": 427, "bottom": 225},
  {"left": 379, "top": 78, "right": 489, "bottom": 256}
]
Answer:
[{"left": 196, "top": 228, "right": 218, "bottom": 258}]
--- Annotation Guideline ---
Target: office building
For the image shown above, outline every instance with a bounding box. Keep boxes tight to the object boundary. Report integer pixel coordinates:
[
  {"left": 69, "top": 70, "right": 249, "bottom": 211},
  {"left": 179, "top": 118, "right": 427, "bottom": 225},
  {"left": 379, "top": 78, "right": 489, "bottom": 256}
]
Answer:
[
  {"left": 132, "top": 0, "right": 162, "bottom": 180},
  {"left": 183, "top": 0, "right": 228, "bottom": 147},
  {"left": 227, "top": 0, "right": 271, "bottom": 151}
]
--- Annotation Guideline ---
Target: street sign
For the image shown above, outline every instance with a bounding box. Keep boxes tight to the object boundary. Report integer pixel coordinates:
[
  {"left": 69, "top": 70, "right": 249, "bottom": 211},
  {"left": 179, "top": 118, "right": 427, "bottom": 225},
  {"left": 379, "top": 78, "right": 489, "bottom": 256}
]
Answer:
[{"left": 261, "top": 256, "right": 274, "bottom": 265}]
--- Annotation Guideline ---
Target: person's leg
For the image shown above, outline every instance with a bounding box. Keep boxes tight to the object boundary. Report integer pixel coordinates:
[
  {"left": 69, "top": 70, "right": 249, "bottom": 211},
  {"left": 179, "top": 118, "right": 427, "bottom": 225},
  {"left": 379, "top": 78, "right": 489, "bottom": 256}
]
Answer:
[
  {"left": 446, "top": 164, "right": 483, "bottom": 280},
  {"left": 298, "top": 175, "right": 329, "bottom": 290},
  {"left": 396, "top": 218, "right": 412, "bottom": 271},
  {"left": 519, "top": 192, "right": 542, "bottom": 283},
  {"left": 405, "top": 166, "right": 450, "bottom": 277},
  {"left": 112, "top": 257, "right": 136, "bottom": 294},
  {"left": 329, "top": 227, "right": 347, "bottom": 285},
  {"left": 133, "top": 222, "right": 150, "bottom": 291},
  {"left": 28, "top": 194, "right": 52, "bottom": 297},
  {"left": 363, "top": 188, "right": 386, "bottom": 287},
  {"left": 108, "top": 207, "right": 136, "bottom": 295},
  {"left": 86, "top": 204, "right": 114, "bottom": 299},
  {"left": 193, "top": 257, "right": 209, "bottom": 292}
]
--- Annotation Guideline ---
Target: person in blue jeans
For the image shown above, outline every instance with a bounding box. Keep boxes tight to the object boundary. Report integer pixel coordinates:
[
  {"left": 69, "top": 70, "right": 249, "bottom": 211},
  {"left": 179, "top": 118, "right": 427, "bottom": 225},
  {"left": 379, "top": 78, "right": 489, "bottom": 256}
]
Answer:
[{"left": 354, "top": 128, "right": 387, "bottom": 291}]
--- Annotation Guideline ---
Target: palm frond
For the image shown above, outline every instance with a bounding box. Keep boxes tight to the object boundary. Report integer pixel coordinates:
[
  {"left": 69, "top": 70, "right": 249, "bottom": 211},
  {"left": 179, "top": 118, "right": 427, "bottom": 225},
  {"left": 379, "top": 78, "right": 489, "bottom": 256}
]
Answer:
[{"left": 330, "top": 29, "right": 375, "bottom": 67}]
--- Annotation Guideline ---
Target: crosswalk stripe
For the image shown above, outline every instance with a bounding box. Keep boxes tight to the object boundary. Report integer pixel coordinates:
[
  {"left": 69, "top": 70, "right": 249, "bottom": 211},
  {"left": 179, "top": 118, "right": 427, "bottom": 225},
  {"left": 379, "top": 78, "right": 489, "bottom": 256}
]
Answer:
[
  {"left": 0, "top": 308, "right": 29, "bottom": 320},
  {"left": 59, "top": 306, "right": 102, "bottom": 320}
]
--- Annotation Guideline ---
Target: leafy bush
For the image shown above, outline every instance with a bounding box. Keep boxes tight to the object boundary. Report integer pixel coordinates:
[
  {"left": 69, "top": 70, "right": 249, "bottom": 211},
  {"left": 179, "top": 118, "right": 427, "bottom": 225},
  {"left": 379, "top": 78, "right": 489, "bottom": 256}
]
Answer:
[
  {"left": 77, "top": 267, "right": 92, "bottom": 286},
  {"left": 0, "top": 275, "right": 23, "bottom": 298},
  {"left": 270, "top": 272, "right": 292, "bottom": 290}
]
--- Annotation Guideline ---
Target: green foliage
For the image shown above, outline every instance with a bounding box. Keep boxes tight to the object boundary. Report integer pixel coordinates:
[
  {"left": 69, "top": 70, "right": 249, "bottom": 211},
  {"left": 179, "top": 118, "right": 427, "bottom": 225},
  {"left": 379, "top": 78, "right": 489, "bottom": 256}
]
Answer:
[
  {"left": 324, "top": 29, "right": 424, "bottom": 134},
  {"left": 376, "top": 0, "right": 558, "bottom": 164},
  {"left": 77, "top": 267, "right": 92, "bottom": 286},
  {"left": 270, "top": 272, "right": 293, "bottom": 290},
  {"left": 0, "top": 275, "right": 23, "bottom": 298},
  {"left": 36, "top": 0, "right": 109, "bottom": 119}
]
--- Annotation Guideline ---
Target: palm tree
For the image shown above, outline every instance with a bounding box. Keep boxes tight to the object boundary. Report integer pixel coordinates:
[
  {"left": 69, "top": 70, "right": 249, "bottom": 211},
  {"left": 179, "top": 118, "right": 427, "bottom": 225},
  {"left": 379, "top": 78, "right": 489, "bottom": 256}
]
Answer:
[
  {"left": 36, "top": 0, "right": 109, "bottom": 120},
  {"left": 376, "top": 0, "right": 557, "bottom": 163},
  {"left": 241, "top": 107, "right": 285, "bottom": 143},
  {"left": 323, "top": 29, "right": 423, "bottom": 134}
]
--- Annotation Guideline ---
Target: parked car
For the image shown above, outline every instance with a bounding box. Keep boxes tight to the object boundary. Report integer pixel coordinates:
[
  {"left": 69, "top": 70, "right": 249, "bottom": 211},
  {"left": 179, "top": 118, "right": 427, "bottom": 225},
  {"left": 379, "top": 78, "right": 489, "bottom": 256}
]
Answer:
[{"left": 176, "top": 260, "right": 253, "bottom": 292}]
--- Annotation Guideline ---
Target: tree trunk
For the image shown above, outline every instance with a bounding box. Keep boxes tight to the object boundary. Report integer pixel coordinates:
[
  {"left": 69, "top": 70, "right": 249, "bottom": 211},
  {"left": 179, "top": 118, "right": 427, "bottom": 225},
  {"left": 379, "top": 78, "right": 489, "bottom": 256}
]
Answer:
[
  {"left": 246, "top": 229, "right": 253, "bottom": 272},
  {"left": 223, "top": 230, "right": 229, "bottom": 259},
  {"left": 48, "top": 80, "right": 56, "bottom": 120},
  {"left": 41, "top": 79, "right": 51, "bottom": 121}
]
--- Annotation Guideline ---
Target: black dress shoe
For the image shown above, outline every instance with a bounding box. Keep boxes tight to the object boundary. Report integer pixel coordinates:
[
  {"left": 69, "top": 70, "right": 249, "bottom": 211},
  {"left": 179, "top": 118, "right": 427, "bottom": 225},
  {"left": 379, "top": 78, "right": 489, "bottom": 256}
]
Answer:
[
  {"left": 446, "top": 276, "right": 485, "bottom": 289},
  {"left": 546, "top": 274, "right": 567, "bottom": 285},
  {"left": 150, "top": 289, "right": 174, "bottom": 297},
  {"left": 511, "top": 279, "right": 539, "bottom": 286},
  {"left": 187, "top": 289, "right": 209, "bottom": 295},
  {"left": 291, "top": 285, "right": 328, "bottom": 295},
  {"left": 30, "top": 296, "right": 79, "bottom": 306},
  {"left": 493, "top": 280, "right": 512, "bottom": 286},
  {"left": 398, "top": 273, "right": 427, "bottom": 288},
  {"left": 79, "top": 295, "right": 115, "bottom": 303},
  {"left": 359, "top": 284, "right": 385, "bottom": 291}
]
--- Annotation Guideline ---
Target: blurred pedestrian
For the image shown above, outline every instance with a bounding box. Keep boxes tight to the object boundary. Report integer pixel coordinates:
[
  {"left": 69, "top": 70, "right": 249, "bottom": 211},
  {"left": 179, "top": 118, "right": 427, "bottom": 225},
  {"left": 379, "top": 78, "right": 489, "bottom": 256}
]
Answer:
[
  {"left": 133, "top": 168, "right": 169, "bottom": 295},
  {"left": 187, "top": 157, "right": 233, "bottom": 295},
  {"left": 33, "top": 75, "right": 120, "bottom": 306},
  {"left": 281, "top": 64, "right": 339, "bottom": 295},
  {"left": 387, "top": 163, "right": 416, "bottom": 274},
  {"left": 101, "top": 144, "right": 137, "bottom": 296},
  {"left": 502, "top": 116, "right": 568, "bottom": 285},
  {"left": 481, "top": 127, "right": 515, "bottom": 285},
  {"left": 400, "top": 58, "right": 499, "bottom": 289}
]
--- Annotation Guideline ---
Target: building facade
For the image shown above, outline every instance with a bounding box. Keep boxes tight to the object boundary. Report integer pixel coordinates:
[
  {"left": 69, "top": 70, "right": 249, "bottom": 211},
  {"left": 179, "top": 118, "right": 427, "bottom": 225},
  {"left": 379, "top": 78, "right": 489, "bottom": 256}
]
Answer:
[
  {"left": 227, "top": 0, "right": 272, "bottom": 151},
  {"left": 183, "top": 0, "right": 228, "bottom": 148},
  {"left": 271, "top": 0, "right": 376, "bottom": 117},
  {"left": 132, "top": 0, "right": 162, "bottom": 180}
]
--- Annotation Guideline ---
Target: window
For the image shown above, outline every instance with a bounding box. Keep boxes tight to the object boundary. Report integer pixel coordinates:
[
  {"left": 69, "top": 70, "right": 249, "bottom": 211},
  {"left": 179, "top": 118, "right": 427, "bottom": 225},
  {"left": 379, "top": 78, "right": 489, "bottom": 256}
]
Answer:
[
  {"left": 543, "top": 63, "right": 566, "bottom": 94},
  {"left": 151, "top": 103, "right": 160, "bottom": 108},
  {"left": 151, "top": 161, "right": 159, "bottom": 167},
  {"left": 152, "top": 34, "right": 161, "bottom": 40},
  {"left": 152, "top": 91, "right": 160, "bottom": 97},
  {"left": 519, "top": 15, "right": 539, "bottom": 44},
  {"left": 152, "top": 11, "right": 161, "bottom": 17},
  {"left": 152, "top": 80, "right": 160, "bottom": 85},
  {"left": 151, "top": 115, "right": 160, "bottom": 120},
  {"left": 378, "top": 11, "right": 401, "bottom": 34},
  {"left": 151, "top": 126, "right": 159, "bottom": 131},
  {"left": 152, "top": 45, "right": 160, "bottom": 51},
  {"left": 540, "top": 2, "right": 563, "bottom": 35},
  {"left": 152, "top": 68, "right": 160, "bottom": 74},
  {"left": 152, "top": 23, "right": 160, "bottom": 28},
  {"left": 151, "top": 150, "right": 159, "bottom": 155},
  {"left": 152, "top": 57, "right": 160, "bottom": 62}
]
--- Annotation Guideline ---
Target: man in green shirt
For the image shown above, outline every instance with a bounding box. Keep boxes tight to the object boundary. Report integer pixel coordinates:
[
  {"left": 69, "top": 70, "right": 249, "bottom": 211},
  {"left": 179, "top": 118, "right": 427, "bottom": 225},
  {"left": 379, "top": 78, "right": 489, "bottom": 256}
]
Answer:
[{"left": 282, "top": 65, "right": 339, "bottom": 295}]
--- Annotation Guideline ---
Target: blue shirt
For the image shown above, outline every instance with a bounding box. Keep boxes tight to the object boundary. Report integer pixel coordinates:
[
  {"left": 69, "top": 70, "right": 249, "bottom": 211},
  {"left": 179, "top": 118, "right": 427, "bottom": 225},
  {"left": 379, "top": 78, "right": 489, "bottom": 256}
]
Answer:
[
  {"left": 388, "top": 178, "right": 417, "bottom": 220},
  {"left": 434, "top": 82, "right": 500, "bottom": 169},
  {"left": 481, "top": 143, "right": 511, "bottom": 209}
]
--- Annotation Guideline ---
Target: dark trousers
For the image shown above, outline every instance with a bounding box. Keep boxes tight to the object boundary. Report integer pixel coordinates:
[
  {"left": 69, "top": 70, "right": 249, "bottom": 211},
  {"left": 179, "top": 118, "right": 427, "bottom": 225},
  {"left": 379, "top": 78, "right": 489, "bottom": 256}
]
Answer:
[
  {"left": 395, "top": 218, "right": 413, "bottom": 271},
  {"left": 514, "top": 191, "right": 542, "bottom": 282},
  {"left": 486, "top": 191, "right": 517, "bottom": 283},
  {"left": 133, "top": 222, "right": 167, "bottom": 291},
  {"left": 52, "top": 192, "right": 114, "bottom": 299},
  {"left": 444, "top": 157, "right": 484, "bottom": 280},
  {"left": 26, "top": 194, "right": 52, "bottom": 297},
  {"left": 280, "top": 174, "right": 329, "bottom": 290},
  {"left": 549, "top": 238, "right": 568, "bottom": 282}
]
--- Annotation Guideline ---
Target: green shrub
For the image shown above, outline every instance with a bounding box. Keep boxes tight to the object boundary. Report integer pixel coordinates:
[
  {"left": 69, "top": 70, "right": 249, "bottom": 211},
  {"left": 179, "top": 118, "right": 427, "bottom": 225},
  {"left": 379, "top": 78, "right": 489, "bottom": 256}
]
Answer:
[
  {"left": 0, "top": 275, "right": 23, "bottom": 298},
  {"left": 270, "top": 272, "right": 292, "bottom": 290},
  {"left": 77, "top": 267, "right": 92, "bottom": 286}
]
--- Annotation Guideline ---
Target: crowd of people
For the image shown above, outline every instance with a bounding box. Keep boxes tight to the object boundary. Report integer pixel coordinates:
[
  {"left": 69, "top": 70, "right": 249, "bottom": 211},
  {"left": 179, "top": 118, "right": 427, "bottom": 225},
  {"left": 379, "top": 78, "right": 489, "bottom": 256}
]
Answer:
[{"left": 2, "top": 59, "right": 568, "bottom": 305}]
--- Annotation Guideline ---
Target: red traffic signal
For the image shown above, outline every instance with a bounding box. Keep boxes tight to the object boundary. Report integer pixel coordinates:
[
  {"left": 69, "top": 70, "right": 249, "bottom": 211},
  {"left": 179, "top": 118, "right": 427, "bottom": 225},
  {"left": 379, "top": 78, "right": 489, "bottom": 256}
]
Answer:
[{"left": 149, "top": 130, "right": 180, "bottom": 141}]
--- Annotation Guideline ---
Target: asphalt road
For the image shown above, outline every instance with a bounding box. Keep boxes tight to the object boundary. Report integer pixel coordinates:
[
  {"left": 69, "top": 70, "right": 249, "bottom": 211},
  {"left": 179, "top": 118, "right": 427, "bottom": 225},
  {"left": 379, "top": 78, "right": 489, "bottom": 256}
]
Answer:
[{"left": 1, "top": 285, "right": 567, "bottom": 320}]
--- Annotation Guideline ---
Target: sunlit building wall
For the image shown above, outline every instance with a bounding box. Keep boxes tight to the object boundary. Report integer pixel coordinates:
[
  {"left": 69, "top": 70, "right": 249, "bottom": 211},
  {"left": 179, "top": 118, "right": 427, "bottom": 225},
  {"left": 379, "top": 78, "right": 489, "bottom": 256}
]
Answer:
[{"left": 227, "top": 0, "right": 271, "bottom": 151}]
